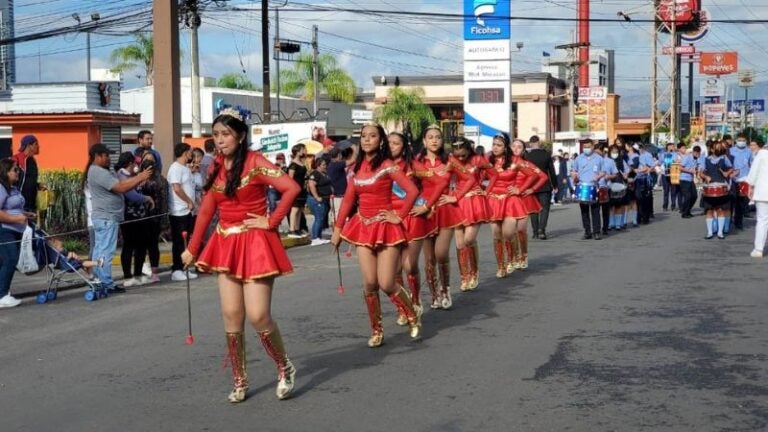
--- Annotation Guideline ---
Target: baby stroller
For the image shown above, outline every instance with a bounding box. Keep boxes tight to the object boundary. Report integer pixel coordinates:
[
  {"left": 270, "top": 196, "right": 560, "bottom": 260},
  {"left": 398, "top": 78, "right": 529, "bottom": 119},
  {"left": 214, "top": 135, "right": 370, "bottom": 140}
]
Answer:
[{"left": 29, "top": 227, "right": 107, "bottom": 303}]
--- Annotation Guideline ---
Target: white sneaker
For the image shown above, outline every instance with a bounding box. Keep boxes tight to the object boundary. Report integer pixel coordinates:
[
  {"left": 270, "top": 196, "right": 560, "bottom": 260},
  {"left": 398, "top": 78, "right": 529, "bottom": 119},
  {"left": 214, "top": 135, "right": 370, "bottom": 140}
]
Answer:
[
  {"left": 171, "top": 270, "right": 189, "bottom": 281},
  {"left": 123, "top": 277, "right": 142, "bottom": 287},
  {"left": 310, "top": 238, "right": 324, "bottom": 246},
  {"left": 142, "top": 262, "right": 152, "bottom": 276},
  {"left": 187, "top": 270, "right": 198, "bottom": 280},
  {"left": 750, "top": 250, "right": 763, "bottom": 258},
  {"left": 319, "top": 239, "right": 331, "bottom": 245},
  {"left": 0, "top": 294, "right": 21, "bottom": 308}
]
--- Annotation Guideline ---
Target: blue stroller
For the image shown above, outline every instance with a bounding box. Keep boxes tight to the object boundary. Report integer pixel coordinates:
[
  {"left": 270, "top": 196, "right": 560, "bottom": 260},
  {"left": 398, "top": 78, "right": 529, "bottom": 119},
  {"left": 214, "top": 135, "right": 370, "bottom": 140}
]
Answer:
[{"left": 30, "top": 227, "right": 107, "bottom": 303}]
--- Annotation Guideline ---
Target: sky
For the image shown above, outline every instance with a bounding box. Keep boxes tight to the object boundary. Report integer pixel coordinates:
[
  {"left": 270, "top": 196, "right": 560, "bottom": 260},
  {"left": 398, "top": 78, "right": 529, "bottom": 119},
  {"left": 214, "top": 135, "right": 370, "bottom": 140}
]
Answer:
[{"left": 10, "top": 0, "right": 768, "bottom": 114}]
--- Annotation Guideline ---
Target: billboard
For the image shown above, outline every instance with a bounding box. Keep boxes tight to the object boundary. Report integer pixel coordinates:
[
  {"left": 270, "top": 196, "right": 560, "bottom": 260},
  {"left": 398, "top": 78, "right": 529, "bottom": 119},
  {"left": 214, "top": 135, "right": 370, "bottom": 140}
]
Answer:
[
  {"left": 700, "top": 78, "right": 725, "bottom": 97},
  {"left": 573, "top": 87, "right": 608, "bottom": 140},
  {"left": 251, "top": 121, "right": 328, "bottom": 161},
  {"left": 703, "top": 104, "right": 726, "bottom": 125},
  {"left": 699, "top": 52, "right": 739, "bottom": 76},
  {"left": 464, "top": 0, "right": 510, "bottom": 40},
  {"left": 728, "top": 99, "right": 765, "bottom": 113},
  {"left": 657, "top": 0, "right": 700, "bottom": 29}
]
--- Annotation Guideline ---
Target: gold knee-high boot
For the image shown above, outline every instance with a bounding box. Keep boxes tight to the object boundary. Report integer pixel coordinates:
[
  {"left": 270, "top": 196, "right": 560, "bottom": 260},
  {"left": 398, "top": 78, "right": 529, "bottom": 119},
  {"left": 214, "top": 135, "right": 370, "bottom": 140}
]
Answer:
[
  {"left": 363, "top": 290, "right": 384, "bottom": 347},
  {"left": 426, "top": 261, "right": 440, "bottom": 309},
  {"left": 438, "top": 261, "right": 452, "bottom": 309},
  {"left": 225, "top": 332, "right": 248, "bottom": 403},
  {"left": 393, "top": 273, "right": 408, "bottom": 326},
  {"left": 468, "top": 242, "right": 479, "bottom": 290},
  {"left": 388, "top": 288, "right": 422, "bottom": 340},
  {"left": 517, "top": 231, "right": 529, "bottom": 269},
  {"left": 406, "top": 273, "right": 422, "bottom": 315},
  {"left": 494, "top": 239, "right": 506, "bottom": 278},
  {"left": 505, "top": 238, "right": 517, "bottom": 274},
  {"left": 457, "top": 247, "right": 470, "bottom": 292},
  {"left": 258, "top": 326, "right": 296, "bottom": 400}
]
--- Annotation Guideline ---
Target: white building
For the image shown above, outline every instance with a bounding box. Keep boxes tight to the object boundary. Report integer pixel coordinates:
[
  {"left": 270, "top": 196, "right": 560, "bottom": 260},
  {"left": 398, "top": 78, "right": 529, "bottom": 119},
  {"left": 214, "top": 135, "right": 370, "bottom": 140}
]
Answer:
[
  {"left": 0, "top": 0, "right": 15, "bottom": 90},
  {"left": 541, "top": 48, "right": 614, "bottom": 93}
]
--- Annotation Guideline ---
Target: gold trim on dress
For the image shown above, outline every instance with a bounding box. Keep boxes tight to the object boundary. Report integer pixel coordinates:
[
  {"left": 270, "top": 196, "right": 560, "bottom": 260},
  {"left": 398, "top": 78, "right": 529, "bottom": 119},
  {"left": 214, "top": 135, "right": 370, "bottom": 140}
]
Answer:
[
  {"left": 216, "top": 223, "right": 252, "bottom": 237},
  {"left": 353, "top": 166, "right": 398, "bottom": 187},
  {"left": 211, "top": 166, "right": 285, "bottom": 192},
  {"left": 195, "top": 262, "right": 292, "bottom": 281}
]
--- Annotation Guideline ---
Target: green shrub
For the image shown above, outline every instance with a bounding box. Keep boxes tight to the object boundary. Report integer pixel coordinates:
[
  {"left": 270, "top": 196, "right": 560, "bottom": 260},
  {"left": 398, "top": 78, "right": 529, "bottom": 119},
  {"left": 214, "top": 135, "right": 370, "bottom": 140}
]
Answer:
[{"left": 39, "top": 170, "right": 87, "bottom": 238}]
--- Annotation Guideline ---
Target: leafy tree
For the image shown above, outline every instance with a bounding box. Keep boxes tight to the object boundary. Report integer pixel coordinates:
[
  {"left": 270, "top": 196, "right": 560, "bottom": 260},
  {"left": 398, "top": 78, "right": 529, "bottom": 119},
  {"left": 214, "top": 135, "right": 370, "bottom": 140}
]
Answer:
[
  {"left": 375, "top": 87, "right": 436, "bottom": 141},
  {"left": 110, "top": 33, "right": 155, "bottom": 85},
  {"left": 217, "top": 73, "right": 259, "bottom": 91},
  {"left": 279, "top": 53, "right": 356, "bottom": 103}
]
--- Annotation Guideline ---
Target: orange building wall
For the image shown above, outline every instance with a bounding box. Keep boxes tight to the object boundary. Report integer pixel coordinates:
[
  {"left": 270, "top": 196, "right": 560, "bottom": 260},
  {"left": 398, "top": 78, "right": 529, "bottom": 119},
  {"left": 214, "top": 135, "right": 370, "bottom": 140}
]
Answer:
[{"left": 12, "top": 126, "right": 98, "bottom": 172}]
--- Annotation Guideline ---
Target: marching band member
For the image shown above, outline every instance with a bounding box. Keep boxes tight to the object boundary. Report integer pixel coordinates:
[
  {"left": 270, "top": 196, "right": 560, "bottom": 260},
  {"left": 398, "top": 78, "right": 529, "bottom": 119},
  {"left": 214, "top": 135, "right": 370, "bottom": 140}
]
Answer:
[
  {"left": 417, "top": 125, "right": 474, "bottom": 310},
  {"left": 660, "top": 142, "right": 680, "bottom": 212},
  {"left": 451, "top": 138, "right": 493, "bottom": 291},
  {"left": 388, "top": 132, "right": 446, "bottom": 325},
  {"left": 331, "top": 123, "right": 422, "bottom": 347},
  {"left": 508, "top": 138, "right": 548, "bottom": 269},
  {"left": 571, "top": 139, "right": 605, "bottom": 239},
  {"left": 182, "top": 111, "right": 300, "bottom": 403},
  {"left": 679, "top": 144, "right": 699, "bottom": 219},
  {"left": 699, "top": 142, "right": 734, "bottom": 239},
  {"left": 730, "top": 134, "right": 754, "bottom": 231},
  {"left": 607, "top": 144, "right": 629, "bottom": 230},
  {"left": 625, "top": 143, "right": 640, "bottom": 227},
  {"left": 635, "top": 144, "right": 656, "bottom": 225},
  {"left": 597, "top": 143, "right": 618, "bottom": 235}
]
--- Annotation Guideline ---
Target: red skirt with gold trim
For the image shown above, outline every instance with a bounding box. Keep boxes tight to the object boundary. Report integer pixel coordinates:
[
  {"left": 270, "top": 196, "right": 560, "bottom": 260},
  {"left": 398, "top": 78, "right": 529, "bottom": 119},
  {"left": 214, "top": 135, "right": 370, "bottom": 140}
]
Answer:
[
  {"left": 433, "top": 202, "right": 464, "bottom": 230},
  {"left": 459, "top": 193, "right": 490, "bottom": 225},
  {"left": 197, "top": 227, "right": 292, "bottom": 281},
  {"left": 341, "top": 214, "right": 407, "bottom": 248},
  {"left": 520, "top": 194, "right": 543, "bottom": 214},
  {"left": 487, "top": 194, "right": 529, "bottom": 220},
  {"left": 403, "top": 213, "right": 436, "bottom": 241}
]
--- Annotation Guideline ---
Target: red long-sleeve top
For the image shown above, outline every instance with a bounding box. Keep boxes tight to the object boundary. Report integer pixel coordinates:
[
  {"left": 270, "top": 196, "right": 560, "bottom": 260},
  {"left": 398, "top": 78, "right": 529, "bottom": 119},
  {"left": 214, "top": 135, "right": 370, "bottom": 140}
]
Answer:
[
  {"left": 391, "top": 158, "right": 446, "bottom": 212},
  {"left": 187, "top": 152, "right": 300, "bottom": 256},
  {"left": 449, "top": 154, "right": 495, "bottom": 196},
  {"left": 511, "top": 155, "right": 549, "bottom": 192},
  {"left": 335, "top": 158, "right": 418, "bottom": 229},
  {"left": 416, "top": 155, "right": 476, "bottom": 203}
]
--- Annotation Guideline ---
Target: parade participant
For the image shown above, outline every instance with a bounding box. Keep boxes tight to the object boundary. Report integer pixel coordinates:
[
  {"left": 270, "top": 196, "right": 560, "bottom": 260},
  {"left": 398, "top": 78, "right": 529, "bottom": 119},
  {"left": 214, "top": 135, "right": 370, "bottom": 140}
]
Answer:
[
  {"left": 450, "top": 138, "right": 492, "bottom": 291},
  {"left": 507, "top": 139, "right": 548, "bottom": 268},
  {"left": 486, "top": 133, "right": 542, "bottom": 276},
  {"left": 635, "top": 144, "right": 656, "bottom": 225},
  {"left": 660, "top": 142, "right": 680, "bottom": 212},
  {"left": 596, "top": 143, "right": 617, "bottom": 235},
  {"left": 678, "top": 144, "right": 699, "bottom": 219},
  {"left": 526, "top": 135, "right": 557, "bottom": 240},
  {"left": 747, "top": 140, "right": 768, "bottom": 257},
  {"left": 181, "top": 112, "right": 301, "bottom": 403},
  {"left": 607, "top": 144, "right": 628, "bottom": 230},
  {"left": 625, "top": 144, "right": 640, "bottom": 226},
  {"left": 572, "top": 139, "right": 605, "bottom": 239},
  {"left": 388, "top": 131, "right": 445, "bottom": 325},
  {"left": 330, "top": 123, "right": 422, "bottom": 347},
  {"left": 699, "top": 142, "right": 734, "bottom": 239},
  {"left": 417, "top": 125, "right": 473, "bottom": 309},
  {"left": 730, "top": 134, "right": 754, "bottom": 231}
]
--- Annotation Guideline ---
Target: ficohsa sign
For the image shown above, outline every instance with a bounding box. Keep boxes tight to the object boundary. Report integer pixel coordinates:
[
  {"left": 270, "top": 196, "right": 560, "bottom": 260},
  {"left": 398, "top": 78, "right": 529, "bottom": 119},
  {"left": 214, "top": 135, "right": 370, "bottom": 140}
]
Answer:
[{"left": 464, "top": 0, "right": 510, "bottom": 40}]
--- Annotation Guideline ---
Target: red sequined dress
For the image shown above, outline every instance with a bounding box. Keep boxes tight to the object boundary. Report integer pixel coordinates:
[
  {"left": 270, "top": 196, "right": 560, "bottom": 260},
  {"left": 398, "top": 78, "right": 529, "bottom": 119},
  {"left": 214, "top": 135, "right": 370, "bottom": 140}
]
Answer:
[
  {"left": 187, "top": 152, "right": 300, "bottom": 281},
  {"left": 417, "top": 156, "right": 474, "bottom": 230},
  {"left": 486, "top": 158, "right": 526, "bottom": 220},
  {"left": 391, "top": 158, "right": 445, "bottom": 241},
  {"left": 510, "top": 156, "right": 549, "bottom": 215},
  {"left": 451, "top": 154, "right": 494, "bottom": 225},
  {"left": 335, "top": 158, "right": 418, "bottom": 248}
]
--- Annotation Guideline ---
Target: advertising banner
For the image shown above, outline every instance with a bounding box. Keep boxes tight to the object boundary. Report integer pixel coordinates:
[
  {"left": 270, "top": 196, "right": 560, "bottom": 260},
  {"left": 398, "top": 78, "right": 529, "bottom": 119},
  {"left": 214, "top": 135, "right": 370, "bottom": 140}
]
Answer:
[
  {"left": 699, "top": 52, "right": 738, "bottom": 76},
  {"left": 464, "top": 0, "right": 511, "bottom": 40},
  {"left": 700, "top": 78, "right": 725, "bottom": 97},
  {"left": 251, "top": 121, "right": 328, "bottom": 161},
  {"left": 657, "top": 0, "right": 700, "bottom": 27},
  {"left": 573, "top": 86, "right": 608, "bottom": 140},
  {"left": 728, "top": 99, "right": 765, "bottom": 113},
  {"left": 703, "top": 104, "right": 726, "bottom": 125}
]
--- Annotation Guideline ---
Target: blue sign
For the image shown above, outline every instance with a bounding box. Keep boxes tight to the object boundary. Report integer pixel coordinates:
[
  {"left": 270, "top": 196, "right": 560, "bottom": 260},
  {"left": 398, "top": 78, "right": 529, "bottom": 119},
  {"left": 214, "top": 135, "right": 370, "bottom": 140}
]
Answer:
[
  {"left": 464, "top": 0, "right": 510, "bottom": 40},
  {"left": 728, "top": 99, "right": 765, "bottom": 113}
]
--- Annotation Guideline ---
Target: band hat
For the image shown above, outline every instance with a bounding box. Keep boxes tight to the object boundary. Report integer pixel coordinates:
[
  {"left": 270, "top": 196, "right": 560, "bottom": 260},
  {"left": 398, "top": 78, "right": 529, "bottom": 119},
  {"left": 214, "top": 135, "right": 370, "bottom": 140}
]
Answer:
[{"left": 19, "top": 134, "right": 37, "bottom": 151}]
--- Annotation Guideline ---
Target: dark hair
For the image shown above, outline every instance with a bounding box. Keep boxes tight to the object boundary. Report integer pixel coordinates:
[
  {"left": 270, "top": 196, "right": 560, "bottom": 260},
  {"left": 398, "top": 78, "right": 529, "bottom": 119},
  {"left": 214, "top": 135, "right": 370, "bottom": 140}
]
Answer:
[
  {"left": 418, "top": 125, "right": 447, "bottom": 164},
  {"left": 693, "top": 145, "right": 702, "bottom": 153},
  {"left": 388, "top": 132, "right": 414, "bottom": 166},
  {"left": 475, "top": 145, "right": 485, "bottom": 156},
  {"left": 512, "top": 139, "right": 529, "bottom": 160},
  {"left": 677, "top": 143, "right": 686, "bottom": 150},
  {"left": 174, "top": 143, "right": 191, "bottom": 158},
  {"left": 451, "top": 138, "right": 474, "bottom": 157},
  {"left": 489, "top": 132, "right": 512, "bottom": 169},
  {"left": 139, "top": 158, "right": 156, "bottom": 176},
  {"left": 191, "top": 147, "right": 204, "bottom": 158},
  {"left": 313, "top": 157, "right": 328, "bottom": 170},
  {"left": 138, "top": 130, "right": 153, "bottom": 140},
  {"left": 0, "top": 158, "right": 16, "bottom": 194},
  {"left": 204, "top": 114, "right": 250, "bottom": 197},
  {"left": 115, "top": 151, "right": 135, "bottom": 170},
  {"left": 722, "top": 134, "right": 732, "bottom": 141},
  {"left": 609, "top": 144, "right": 625, "bottom": 173},
  {"left": 354, "top": 124, "right": 390, "bottom": 173},
  {"left": 291, "top": 144, "right": 306, "bottom": 158},
  {"left": 327, "top": 147, "right": 341, "bottom": 159},
  {"left": 204, "top": 138, "right": 216, "bottom": 153},
  {"left": 529, "top": 135, "right": 540, "bottom": 144}
]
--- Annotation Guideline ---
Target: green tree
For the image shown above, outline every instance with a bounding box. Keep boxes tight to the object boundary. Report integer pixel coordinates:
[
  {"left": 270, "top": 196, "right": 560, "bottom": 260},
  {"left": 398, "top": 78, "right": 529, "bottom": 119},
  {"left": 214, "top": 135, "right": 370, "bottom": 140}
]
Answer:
[
  {"left": 217, "top": 72, "right": 259, "bottom": 91},
  {"left": 279, "top": 53, "right": 356, "bottom": 103},
  {"left": 110, "top": 33, "right": 155, "bottom": 85},
  {"left": 375, "top": 87, "right": 436, "bottom": 141}
]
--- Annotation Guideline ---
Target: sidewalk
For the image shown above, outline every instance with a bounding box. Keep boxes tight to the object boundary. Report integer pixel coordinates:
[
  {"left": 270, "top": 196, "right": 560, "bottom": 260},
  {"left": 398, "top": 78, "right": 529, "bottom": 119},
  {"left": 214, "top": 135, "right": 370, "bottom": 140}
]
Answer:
[{"left": 11, "top": 234, "right": 310, "bottom": 299}]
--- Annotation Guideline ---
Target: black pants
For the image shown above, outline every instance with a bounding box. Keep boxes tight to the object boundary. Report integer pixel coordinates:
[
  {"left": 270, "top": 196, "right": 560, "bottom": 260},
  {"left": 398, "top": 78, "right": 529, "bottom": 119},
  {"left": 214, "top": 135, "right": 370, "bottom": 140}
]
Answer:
[
  {"left": 169, "top": 214, "right": 193, "bottom": 272},
  {"left": 662, "top": 176, "right": 681, "bottom": 210},
  {"left": 146, "top": 220, "right": 161, "bottom": 268},
  {"left": 121, "top": 219, "right": 149, "bottom": 278},
  {"left": 679, "top": 180, "right": 697, "bottom": 216},
  {"left": 580, "top": 203, "right": 601, "bottom": 234},
  {"left": 733, "top": 193, "right": 749, "bottom": 229},
  {"left": 530, "top": 191, "right": 552, "bottom": 234},
  {"left": 601, "top": 202, "right": 611, "bottom": 232},
  {"left": 636, "top": 178, "right": 653, "bottom": 224}
]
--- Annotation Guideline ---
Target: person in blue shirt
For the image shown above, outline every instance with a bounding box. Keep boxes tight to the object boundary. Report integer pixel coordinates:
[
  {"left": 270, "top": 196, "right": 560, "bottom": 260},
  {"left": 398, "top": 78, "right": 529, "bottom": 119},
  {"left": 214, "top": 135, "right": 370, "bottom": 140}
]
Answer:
[
  {"left": 624, "top": 143, "right": 640, "bottom": 226},
  {"left": 596, "top": 143, "right": 618, "bottom": 235},
  {"left": 700, "top": 142, "right": 734, "bottom": 239},
  {"left": 634, "top": 144, "right": 656, "bottom": 225},
  {"left": 571, "top": 139, "right": 605, "bottom": 239},
  {"left": 607, "top": 144, "right": 630, "bottom": 230},
  {"left": 729, "top": 134, "right": 754, "bottom": 230},
  {"left": 660, "top": 142, "right": 681, "bottom": 212},
  {"left": 678, "top": 144, "right": 700, "bottom": 219}
]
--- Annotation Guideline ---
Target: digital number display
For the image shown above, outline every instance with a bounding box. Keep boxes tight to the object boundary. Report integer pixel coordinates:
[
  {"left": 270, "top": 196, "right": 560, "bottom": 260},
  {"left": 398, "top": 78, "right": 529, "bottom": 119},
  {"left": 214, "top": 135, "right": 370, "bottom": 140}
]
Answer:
[{"left": 468, "top": 88, "right": 504, "bottom": 104}]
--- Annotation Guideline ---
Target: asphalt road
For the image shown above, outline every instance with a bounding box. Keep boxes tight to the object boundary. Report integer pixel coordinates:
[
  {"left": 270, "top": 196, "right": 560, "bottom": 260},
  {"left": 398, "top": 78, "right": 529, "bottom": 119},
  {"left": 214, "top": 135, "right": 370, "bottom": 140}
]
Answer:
[{"left": 2, "top": 196, "right": 767, "bottom": 432}]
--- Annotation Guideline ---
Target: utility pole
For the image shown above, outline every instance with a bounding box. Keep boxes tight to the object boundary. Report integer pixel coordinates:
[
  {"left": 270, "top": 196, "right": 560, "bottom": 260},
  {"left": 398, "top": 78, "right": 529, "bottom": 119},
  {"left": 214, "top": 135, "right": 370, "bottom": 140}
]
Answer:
[
  {"left": 670, "top": 0, "right": 678, "bottom": 142},
  {"left": 312, "top": 25, "right": 319, "bottom": 117},
  {"left": 153, "top": 0, "right": 181, "bottom": 173},
  {"left": 261, "top": 0, "right": 271, "bottom": 122},
  {"left": 275, "top": 7, "right": 281, "bottom": 118},
  {"left": 651, "top": 11, "right": 658, "bottom": 145},
  {"left": 186, "top": 1, "right": 202, "bottom": 138},
  {"left": 687, "top": 44, "right": 694, "bottom": 115}
]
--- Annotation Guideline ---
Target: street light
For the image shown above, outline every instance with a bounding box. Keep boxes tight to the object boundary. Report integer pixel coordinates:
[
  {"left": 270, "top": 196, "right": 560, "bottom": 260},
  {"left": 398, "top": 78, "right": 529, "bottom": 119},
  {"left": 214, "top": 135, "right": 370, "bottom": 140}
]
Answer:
[{"left": 72, "top": 12, "right": 100, "bottom": 81}]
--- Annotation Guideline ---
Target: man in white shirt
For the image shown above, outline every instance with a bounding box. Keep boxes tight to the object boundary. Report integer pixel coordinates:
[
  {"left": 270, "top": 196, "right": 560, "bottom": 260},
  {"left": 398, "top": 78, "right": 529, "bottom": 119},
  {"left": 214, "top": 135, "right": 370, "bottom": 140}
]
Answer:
[{"left": 168, "top": 142, "right": 198, "bottom": 281}]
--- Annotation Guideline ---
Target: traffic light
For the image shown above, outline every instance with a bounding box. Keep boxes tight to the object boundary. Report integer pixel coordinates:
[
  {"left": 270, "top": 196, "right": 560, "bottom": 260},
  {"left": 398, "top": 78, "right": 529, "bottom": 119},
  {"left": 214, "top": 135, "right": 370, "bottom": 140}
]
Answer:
[{"left": 276, "top": 41, "right": 301, "bottom": 54}]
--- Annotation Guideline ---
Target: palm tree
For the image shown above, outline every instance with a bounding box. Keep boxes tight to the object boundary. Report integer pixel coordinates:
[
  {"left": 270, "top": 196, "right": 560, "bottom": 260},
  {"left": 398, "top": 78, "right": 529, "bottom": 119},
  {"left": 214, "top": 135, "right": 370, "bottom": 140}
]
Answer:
[
  {"left": 375, "top": 87, "right": 436, "bottom": 141},
  {"left": 217, "top": 73, "right": 259, "bottom": 91},
  {"left": 279, "top": 53, "right": 356, "bottom": 103},
  {"left": 110, "top": 33, "right": 154, "bottom": 85}
]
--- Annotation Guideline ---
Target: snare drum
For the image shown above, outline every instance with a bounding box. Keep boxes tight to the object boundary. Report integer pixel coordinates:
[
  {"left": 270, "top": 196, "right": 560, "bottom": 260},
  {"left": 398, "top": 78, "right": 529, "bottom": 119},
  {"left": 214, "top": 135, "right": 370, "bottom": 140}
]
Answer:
[
  {"left": 702, "top": 182, "right": 729, "bottom": 198},
  {"left": 738, "top": 181, "right": 750, "bottom": 198},
  {"left": 598, "top": 186, "right": 610, "bottom": 204},
  {"left": 576, "top": 183, "right": 598, "bottom": 204},
  {"left": 610, "top": 183, "right": 627, "bottom": 199}
]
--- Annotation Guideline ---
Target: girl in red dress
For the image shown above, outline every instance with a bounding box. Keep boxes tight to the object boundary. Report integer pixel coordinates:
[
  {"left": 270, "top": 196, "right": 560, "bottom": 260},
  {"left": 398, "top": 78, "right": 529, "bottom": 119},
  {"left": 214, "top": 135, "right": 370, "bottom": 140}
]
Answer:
[
  {"left": 181, "top": 113, "right": 300, "bottom": 404},
  {"left": 486, "top": 133, "right": 546, "bottom": 277},
  {"left": 508, "top": 139, "right": 548, "bottom": 270},
  {"left": 417, "top": 125, "right": 475, "bottom": 310},
  {"left": 331, "top": 124, "right": 422, "bottom": 348},
  {"left": 450, "top": 138, "right": 494, "bottom": 291},
  {"left": 388, "top": 132, "right": 446, "bottom": 326}
]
